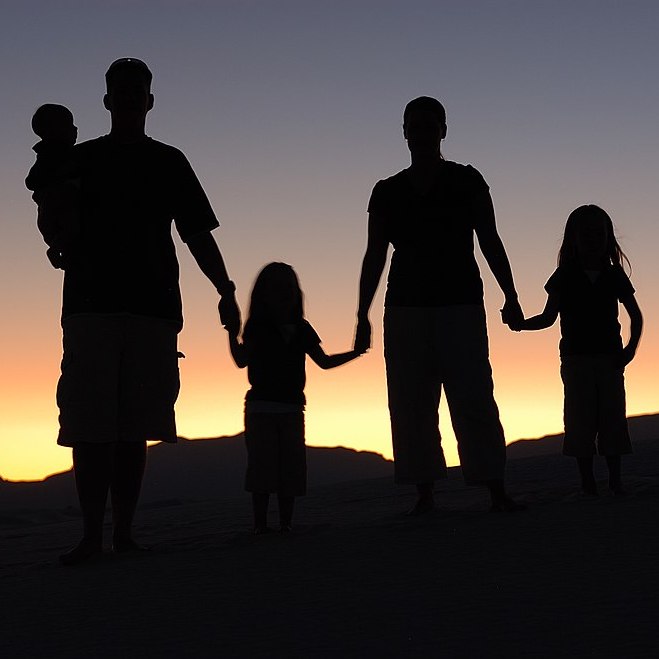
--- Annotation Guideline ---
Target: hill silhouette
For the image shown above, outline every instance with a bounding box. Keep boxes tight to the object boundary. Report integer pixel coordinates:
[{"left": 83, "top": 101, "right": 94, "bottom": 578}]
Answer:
[
  {"left": 0, "top": 435, "right": 394, "bottom": 514},
  {"left": 1, "top": 413, "right": 657, "bottom": 518}
]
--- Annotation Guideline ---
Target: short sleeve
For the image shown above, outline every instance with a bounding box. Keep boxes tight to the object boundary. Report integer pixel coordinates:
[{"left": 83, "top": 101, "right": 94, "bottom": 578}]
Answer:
[
  {"left": 544, "top": 268, "right": 562, "bottom": 295},
  {"left": 169, "top": 149, "right": 220, "bottom": 242},
  {"left": 302, "top": 320, "right": 322, "bottom": 351},
  {"left": 464, "top": 164, "right": 490, "bottom": 193},
  {"left": 613, "top": 266, "right": 635, "bottom": 298},
  {"left": 367, "top": 180, "right": 386, "bottom": 214}
]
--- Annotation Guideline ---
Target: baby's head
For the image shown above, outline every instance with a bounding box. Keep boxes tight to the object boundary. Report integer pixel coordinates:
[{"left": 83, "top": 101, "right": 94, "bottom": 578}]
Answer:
[{"left": 31, "top": 104, "right": 77, "bottom": 145}]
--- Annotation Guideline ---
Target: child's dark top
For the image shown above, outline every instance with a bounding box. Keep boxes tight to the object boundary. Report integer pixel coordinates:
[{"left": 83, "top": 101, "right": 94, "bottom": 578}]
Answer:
[
  {"left": 243, "top": 319, "right": 321, "bottom": 406},
  {"left": 25, "top": 140, "right": 76, "bottom": 196},
  {"left": 545, "top": 263, "right": 634, "bottom": 356}
]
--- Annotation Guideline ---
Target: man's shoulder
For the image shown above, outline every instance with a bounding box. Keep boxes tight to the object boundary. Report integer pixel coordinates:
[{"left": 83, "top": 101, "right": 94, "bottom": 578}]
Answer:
[
  {"left": 442, "top": 160, "right": 488, "bottom": 189},
  {"left": 143, "top": 137, "right": 187, "bottom": 159}
]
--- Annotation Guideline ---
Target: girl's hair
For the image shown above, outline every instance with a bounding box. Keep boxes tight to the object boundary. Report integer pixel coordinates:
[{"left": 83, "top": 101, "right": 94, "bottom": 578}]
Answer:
[
  {"left": 558, "top": 204, "right": 631, "bottom": 273},
  {"left": 247, "top": 262, "right": 304, "bottom": 322}
]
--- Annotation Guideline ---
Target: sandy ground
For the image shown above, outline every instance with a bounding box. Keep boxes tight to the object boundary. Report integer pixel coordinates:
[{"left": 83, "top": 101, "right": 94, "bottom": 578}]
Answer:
[{"left": 2, "top": 439, "right": 659, "bottom": 658}]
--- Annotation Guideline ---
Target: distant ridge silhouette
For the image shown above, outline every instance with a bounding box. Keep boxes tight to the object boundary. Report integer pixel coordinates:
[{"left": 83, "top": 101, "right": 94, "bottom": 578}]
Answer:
[
  {"left": 0, "top": 435, "right": 394, "bottom": 512},
  {"left": 2, "top": 413, "right": 658, "bottom": 516},
  {"left": 505, "top": 413, "right": 659, "bottom": 459}
]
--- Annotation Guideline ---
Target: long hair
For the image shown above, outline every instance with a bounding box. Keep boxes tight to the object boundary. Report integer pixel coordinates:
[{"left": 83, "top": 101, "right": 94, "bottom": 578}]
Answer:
[
  {"left": 247, "top": 262, "right": 304, "bottom": 323},
  {"left": 558, "top": 205, "right": 631, "bottom": 274}
]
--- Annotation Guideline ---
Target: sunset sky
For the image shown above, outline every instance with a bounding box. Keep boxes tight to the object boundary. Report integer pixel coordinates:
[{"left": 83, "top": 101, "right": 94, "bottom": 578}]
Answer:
[{"left": 2, "top": 0, "right": 658, "bottom": 482}]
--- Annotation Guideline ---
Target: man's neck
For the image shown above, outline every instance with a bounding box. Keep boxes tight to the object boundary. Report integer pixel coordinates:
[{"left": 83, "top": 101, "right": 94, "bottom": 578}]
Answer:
[{"left": 109, "top": 121, "right": 147, "bottom": 144}]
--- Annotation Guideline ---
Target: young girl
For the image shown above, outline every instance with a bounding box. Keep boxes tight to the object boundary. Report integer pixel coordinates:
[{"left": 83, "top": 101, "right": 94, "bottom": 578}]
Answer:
[
  {"left": 226, "top": 262, "right": 363, "bottom": 533},
  {"left": 511, "top": 205, "right": 643, "bottom": 495}
]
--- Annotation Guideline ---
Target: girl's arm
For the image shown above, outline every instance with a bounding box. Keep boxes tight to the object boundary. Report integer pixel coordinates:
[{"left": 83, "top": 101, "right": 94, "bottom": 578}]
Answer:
[
  {"left": 227, "top": 331, "right": 248, "bottom": 368},
  {"left": 511, "top": 292, "right": 560, "bottom": 331},
  {"left": 307, "top": 343, "right": 362, "bottom": 370},
  {"left": 620, "top": 293, "right": 643, "bottom": 366}
]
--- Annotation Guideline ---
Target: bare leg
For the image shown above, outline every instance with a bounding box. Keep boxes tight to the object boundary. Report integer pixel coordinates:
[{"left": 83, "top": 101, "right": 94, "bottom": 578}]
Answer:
[
  {"left": 606, "top": 455, "right": 624, "bottom": 495},
  {"left": 111, "top": 441, "right": 147, "bottom": 552},
  {"left": 577, "top": 456, "right": 598, "bottom": 496},
  {"left": 252, "top": 493, "right": 270, "bottom": 534},
  {"left": 406, "top": 482, "right": 435, "bottom": 515},
  {"left": 487, "top": 479, "right": 526, "bottom": 512},
  {"left": 278, "top": 495, "right": 295, "bottom": 531},
  {"left": 60, "top": 443, "right": 113, "bottom": 565}
]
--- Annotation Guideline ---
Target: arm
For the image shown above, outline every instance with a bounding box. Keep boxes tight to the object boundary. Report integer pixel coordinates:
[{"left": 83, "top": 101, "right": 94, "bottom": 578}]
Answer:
[
  {"left": 354, "top": 212, "right": 390, "bottom": 352},
  {"left": 227, "top": 332, "right": 248, "bottom": 369},
  {"left": 620, "top": 293, "right": 643, "bottom": 366},
  {"left": 185, "top": 231, "right": 240, "bottom": 330},
  {"left": 511, "top": 292, "right": 560, "bottom": 331},
  {"left": 307, "top": 343, "right": 362, "bottom": 370},
  {"left": 474, "top": 195, "right": 523, "bottom": 326}
]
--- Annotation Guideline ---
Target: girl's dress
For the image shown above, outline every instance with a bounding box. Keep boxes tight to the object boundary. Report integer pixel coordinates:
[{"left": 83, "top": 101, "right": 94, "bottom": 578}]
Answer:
[{"left": 242, "top": 318, "right": 321, "bottom": 495}]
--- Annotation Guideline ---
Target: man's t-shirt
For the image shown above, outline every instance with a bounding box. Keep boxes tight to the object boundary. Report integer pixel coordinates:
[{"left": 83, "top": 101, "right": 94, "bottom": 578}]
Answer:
[
  {"left": 545, "top": 264, "right": 634, "bottom": 356},
  {"left": 367, "top": 161, "right": 492, "bottom": 307},
  {"left": 243, "top": 319, "right": 321, "bottom": 406},
  {"left": 63, "top": 135, "right": 219, "bottom": 327}
]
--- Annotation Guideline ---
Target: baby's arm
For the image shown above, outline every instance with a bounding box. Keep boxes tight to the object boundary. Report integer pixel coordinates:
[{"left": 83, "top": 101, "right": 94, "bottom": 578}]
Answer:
[
  {"left": 509, "top": 292, "right": 559, "bottom": 331},
  {"left": 620, "top": 292, "right": 643, "bottom": 366},
  {"left": 307, "top": 343, "right": 363, "bottom": 370}
]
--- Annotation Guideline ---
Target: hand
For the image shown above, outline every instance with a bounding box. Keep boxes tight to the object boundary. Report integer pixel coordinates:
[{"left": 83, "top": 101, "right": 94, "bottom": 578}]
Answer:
[
  {"left": 354, "top": 316, "right": 372, "bottom": 354},
  {"left": 500, "top": 297, "right": 523, "bottom": 328},
  {"left": 219, "top": 292, "right": 241, "bottom": 335},
  {"left": 620, "top": 345, "right": 636, "bottom": 368},
  {"left": 46, "top": 247, "right": 65, "bottom": 270}
]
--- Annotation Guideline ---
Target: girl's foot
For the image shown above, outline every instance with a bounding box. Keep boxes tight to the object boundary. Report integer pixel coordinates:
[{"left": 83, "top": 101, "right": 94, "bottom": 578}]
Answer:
[
  {"left": 253, "top": 526, "right": 272, "bottom": 535},
  {"left": 112, "top": 537, "right": 151, "bottom": 553},
  {"left": 59, "top": 538, "right": 102, "bottom": 566}
]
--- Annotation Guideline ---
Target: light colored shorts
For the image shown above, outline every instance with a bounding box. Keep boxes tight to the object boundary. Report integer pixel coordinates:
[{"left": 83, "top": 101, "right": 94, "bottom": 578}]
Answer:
[
  {"left": 561, "top": 354, "right": 631, "bottom": 456},
  {"left": 57, "top": 313, "right": 180, "bottom": 446},
  {"left": 244, "top": 411, "right": 306, "bottom": 496}
]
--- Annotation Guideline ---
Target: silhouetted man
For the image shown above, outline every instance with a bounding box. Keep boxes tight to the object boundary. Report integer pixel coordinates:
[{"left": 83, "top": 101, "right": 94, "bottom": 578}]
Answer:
[{"left": 55, "top": 58, "right": 239, "bottom": 565}]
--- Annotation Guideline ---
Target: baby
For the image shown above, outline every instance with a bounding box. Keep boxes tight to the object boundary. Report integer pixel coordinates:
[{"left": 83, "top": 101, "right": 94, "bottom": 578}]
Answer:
[{"left": 25, "top": 103, "right": 80, "bottom": 269}]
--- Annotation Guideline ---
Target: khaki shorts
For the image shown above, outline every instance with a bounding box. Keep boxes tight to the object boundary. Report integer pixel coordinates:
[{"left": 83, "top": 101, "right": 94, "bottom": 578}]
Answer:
[
  {"left": 244, "top": 411, "right": 306, "bottom": 496},
  {"left": 561, "top": 354, "right": 631, "bottom": 456},
  {"left": 57, "top": 314, "right": 180, "bottom": 446}
]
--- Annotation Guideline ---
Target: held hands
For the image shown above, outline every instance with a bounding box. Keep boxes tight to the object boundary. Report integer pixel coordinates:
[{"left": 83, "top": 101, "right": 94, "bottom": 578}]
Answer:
[
  {"left": 354, "top": 316, "right": 372, "bottom": 355},
  {"left": 500, "top": 296, "right": 524, "bottom": 331},
  {"left": 219, "top": 291, "right": 241, "bottom": 336}
]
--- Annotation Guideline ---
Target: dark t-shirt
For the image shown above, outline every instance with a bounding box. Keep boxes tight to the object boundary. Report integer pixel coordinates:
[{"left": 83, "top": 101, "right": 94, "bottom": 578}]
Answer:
[
  {"left": 545, "top": 264, "right": 634, "bottom": 356},
  {"left": 62, "top": 135, "right": 219, "bottom": 327},
  {"left": 367, "top": 161, "right": 492, "bottom": 307},
  {"left": 243, "top": 319, "right": 322, "bottom": 406}
]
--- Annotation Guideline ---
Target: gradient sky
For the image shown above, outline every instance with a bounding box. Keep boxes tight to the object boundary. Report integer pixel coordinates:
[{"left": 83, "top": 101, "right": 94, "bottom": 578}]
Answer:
[{"left": 2, "top": 0, "right": 658, "bottom": 481}]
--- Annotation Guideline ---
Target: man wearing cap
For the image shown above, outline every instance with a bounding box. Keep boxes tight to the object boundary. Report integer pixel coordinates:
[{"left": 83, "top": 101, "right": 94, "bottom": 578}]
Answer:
[{"left": 56, "top": 58, "right": 239, "bottom": 565}]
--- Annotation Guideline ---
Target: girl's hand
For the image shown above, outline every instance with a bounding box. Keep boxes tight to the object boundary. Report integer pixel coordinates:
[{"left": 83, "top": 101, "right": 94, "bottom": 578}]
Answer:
[{"left": 621, "top": 345, "right": 636, "bottom": 367}]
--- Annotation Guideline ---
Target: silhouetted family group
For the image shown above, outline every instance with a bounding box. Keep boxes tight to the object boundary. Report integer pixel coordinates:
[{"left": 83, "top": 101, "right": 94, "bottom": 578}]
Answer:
[{"left": 27, "top": 59, "right": 643, "bottom": 565}]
